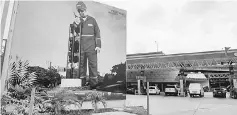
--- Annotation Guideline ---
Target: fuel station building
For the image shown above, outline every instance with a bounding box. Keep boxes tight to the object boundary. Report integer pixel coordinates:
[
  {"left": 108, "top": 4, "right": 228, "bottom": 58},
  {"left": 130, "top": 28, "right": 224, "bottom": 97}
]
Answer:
[{"left": 126, "top": 49, "right": 237, "bottom": 92}]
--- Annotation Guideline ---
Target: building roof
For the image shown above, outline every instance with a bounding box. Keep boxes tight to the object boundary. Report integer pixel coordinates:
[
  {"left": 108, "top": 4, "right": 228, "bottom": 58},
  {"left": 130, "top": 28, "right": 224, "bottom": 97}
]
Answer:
[
  {"left": 127, "top": 51, "right": 165, "bottom": 57},
  {"left": 127, "top": 49, "right": 237, "bottom": 65},
  {"left": 127, "top": 49, "right": 237, "bottom": 59}
]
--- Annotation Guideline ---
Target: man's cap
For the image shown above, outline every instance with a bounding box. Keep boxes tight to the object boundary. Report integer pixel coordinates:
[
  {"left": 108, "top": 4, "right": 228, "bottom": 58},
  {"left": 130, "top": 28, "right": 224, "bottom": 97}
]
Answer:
[{"left": 76, "top": 1, "right": 87, "bottom": 11}]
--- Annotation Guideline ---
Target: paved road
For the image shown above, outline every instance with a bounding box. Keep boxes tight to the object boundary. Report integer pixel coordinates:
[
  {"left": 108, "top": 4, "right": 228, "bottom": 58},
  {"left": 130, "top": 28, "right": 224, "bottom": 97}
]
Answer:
[{"left": 126, "top": 92, "right": 237, "bottom": 115}]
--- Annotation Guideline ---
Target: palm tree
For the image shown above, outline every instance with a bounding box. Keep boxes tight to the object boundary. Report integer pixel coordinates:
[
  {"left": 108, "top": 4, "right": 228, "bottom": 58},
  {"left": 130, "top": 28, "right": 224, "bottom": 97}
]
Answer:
[
  {"left": 8, "top": 56, "right": 36, "bottom": 89},
  {"left": 1, "top": 56, "right": 37, "bottom": 115},
  {"left": 82, "top": 91, "right": 107, "bottom": 112},
  {"left": 4, "top": 56, "right": 37, "bottom": 101}
]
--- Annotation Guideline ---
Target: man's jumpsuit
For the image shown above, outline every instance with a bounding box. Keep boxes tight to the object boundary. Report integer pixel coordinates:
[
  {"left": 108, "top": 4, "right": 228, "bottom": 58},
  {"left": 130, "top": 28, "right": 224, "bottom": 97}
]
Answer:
[{"left": 75, "top": 15, "right": 101, "bottom": 86}]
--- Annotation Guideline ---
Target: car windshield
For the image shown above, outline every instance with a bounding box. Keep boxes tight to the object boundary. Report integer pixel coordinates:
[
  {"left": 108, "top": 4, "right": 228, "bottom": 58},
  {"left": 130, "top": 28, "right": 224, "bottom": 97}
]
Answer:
[
  {"left": 149, "top": 87, "right": 155, "bottom": 89},
  {"left": 215, "top": 88, "right": 225, "bottom": 90},
  {"left": 166, "top": 85, "right": 175, "bottom": 88},
  {"left": 189, "top": 84, "right": 200, "bottom": 88},
  {"left": 127, "top": 86, "right": 135, "bottom": 88}
]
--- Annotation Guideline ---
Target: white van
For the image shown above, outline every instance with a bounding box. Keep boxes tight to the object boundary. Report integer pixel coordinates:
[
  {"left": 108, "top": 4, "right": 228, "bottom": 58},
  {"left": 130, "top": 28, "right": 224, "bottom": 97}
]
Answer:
[{"left": 188, "top": 83, "right": 204, "bottom": 97}]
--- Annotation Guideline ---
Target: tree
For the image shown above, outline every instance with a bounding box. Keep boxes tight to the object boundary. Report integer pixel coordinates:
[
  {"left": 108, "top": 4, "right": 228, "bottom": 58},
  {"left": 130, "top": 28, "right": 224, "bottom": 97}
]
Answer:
[
  {"left": 27, "top": 66, "right": 61, "bottom": 88},
  {"left": 102, "top": 73, "right": 114, "bottom": 86},
  {"left": 110, "top": 62, "right": 126, "bottom": 82},
  {"left": 102, "top": 62, "right": 126, "bottom": 85},
  {"left": 46, "top": 68, "right": 61, "bottom": 88}
]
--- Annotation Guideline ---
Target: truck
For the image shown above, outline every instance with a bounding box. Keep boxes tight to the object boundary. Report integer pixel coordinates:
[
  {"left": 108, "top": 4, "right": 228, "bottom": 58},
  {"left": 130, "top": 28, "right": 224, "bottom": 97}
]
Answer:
[{"left": 188, "top": 83, "right": 204, "bottom": 98}]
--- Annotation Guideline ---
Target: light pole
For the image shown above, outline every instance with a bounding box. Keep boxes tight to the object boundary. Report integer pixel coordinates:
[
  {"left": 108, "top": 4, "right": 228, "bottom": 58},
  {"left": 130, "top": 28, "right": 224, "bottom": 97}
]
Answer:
[{"left": 155, "top": 41, "right": 158, "bottom": 52}]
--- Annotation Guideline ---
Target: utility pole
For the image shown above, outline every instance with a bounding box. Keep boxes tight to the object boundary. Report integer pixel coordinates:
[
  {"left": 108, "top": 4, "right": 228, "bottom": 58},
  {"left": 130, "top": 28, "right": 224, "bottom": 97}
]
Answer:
[
  {"left": 47, "top": 61, "right": 52, "bottom": 70},
  {"left": 50, "top": 61, "right": 52, "bottom": 70},
  {"left": 155, "top": 41, "right": 158, "bottom": 52}
]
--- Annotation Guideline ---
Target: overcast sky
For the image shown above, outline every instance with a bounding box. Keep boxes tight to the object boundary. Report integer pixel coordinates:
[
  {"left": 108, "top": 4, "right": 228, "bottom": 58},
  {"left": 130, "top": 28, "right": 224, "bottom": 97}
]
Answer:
[
  {"left": 3, "top": 0, "right": 237, "bottom": 74},
  {"left": 96, "top": 0, "right": 237, "bottom": 54}
]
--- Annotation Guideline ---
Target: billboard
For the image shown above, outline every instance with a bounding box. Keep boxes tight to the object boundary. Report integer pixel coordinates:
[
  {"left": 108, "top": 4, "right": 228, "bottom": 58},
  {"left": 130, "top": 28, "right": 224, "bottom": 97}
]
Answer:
[{"left": 2, "top": 0, "right": 126, "bottom": 110}]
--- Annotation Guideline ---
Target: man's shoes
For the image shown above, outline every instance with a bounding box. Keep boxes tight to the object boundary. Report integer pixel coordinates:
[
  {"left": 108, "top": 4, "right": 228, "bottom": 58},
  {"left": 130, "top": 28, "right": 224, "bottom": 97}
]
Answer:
[
  {"left": 89, "top": 81, "right": 104, "bottom": 90},
  {"left": 90, "top": 82, "right": 104, "bottom": 90},
  {"left": 84, "top": 76, "right": 104, "bottom": 90}
]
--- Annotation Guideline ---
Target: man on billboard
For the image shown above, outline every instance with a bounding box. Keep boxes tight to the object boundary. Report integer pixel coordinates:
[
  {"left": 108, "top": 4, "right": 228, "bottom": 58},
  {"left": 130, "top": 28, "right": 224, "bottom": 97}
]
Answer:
[{"left": 73, "top": 1, "right": 101, "bottom": 89}]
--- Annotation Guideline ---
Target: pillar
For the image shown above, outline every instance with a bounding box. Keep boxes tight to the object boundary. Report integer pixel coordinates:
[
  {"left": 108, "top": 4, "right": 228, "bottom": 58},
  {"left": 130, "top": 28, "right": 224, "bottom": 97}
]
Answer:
[
  {"left": 161, "top": 83, "right": 163, "bottom": 92},
  {"left": 137, "top": 80, "right": 141, "bottom": 95},
  {"left": 180, "top": 79, "right": 184, "bottom": 96}
]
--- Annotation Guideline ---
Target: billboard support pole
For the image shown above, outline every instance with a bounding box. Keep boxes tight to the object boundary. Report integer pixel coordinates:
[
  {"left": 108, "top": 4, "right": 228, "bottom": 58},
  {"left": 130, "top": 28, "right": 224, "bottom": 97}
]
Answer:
[
  {"left": 1, "top": 0, "right": 18, "bottom": 98},
  {"left": 0, "top": 0, "right": 6, "bottom": 77},
  {"left": 147, "top": 81, "right": 149, "bottom": 115}
]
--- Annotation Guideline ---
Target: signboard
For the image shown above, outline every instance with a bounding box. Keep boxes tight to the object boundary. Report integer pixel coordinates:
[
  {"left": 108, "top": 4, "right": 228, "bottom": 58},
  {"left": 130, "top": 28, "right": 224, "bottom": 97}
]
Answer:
[
  {"left": 233, "top": 79, "right": 237, "bottom": 88},
  {"left": 5, "top": 1, "right": 126, "bottom": 109},
  {"left": 136, "top": 76, "right": 146, "bottom": 82}
]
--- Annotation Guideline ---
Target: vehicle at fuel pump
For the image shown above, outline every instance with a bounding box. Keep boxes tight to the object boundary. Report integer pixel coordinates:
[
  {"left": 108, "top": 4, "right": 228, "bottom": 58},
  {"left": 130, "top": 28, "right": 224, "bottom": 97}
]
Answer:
[
  {"left": 148, "top": 86, "right": 161, "bottom": 95},
  {"left": 164, "top": 85, "right": 179, "bottom": 96},
  {"left": 188, "top": 83, "right": 204, "bottom": 97}
]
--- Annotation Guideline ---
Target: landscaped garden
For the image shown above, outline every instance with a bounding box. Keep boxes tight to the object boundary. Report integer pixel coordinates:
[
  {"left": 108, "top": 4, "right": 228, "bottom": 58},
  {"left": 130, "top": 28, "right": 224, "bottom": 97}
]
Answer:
[{"left": 1, "top": 56, "right": 146, "bottom": 115}]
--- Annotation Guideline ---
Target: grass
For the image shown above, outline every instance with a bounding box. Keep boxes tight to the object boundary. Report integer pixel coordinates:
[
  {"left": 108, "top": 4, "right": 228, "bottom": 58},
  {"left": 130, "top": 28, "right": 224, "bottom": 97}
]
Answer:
[
  {"left": 35, "top": 108, "right": 119, "bottom": 115},
  {"left": 47, "top": 87, "right": 126, "bottom": 101}
]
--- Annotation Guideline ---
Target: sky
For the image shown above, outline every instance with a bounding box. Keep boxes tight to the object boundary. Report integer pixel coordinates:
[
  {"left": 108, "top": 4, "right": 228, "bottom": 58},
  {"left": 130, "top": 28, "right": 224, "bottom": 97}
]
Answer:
[
  {"left": 3, "top": 0, "right": 237, "bottom": 74},
  {"left": 8, "top": 1, "right": 126, "bottom": 75},
  {"left": 95, "top": 0, "right": 237, "bottom": 54}
]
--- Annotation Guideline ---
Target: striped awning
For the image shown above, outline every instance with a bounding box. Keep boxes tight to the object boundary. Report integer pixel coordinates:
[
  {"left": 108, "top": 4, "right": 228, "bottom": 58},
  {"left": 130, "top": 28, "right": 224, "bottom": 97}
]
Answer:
[
  {"left": 186, "top": 73, "right": 207, "bottom": 79},
  {"left": 186, "top": 78, "right": 208, "bottom": 81},
  {"left": 209, "top": 73, "right": 229, "bottom": 79}
]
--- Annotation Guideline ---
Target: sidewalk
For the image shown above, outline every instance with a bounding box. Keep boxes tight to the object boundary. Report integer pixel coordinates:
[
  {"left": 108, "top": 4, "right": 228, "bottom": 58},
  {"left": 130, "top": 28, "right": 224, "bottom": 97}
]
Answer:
[
  {"left": 92, "top": 112, "right": 137, "bottom": 115},
  {"left": 81, "top": 100, "right": 126, "bottom": 109}
]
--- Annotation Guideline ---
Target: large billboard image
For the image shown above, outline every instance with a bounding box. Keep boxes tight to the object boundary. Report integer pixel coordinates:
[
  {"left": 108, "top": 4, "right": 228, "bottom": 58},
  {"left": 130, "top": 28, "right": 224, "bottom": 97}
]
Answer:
[{"left": 1, "top": 0, "right": 126, "bottom": 113}]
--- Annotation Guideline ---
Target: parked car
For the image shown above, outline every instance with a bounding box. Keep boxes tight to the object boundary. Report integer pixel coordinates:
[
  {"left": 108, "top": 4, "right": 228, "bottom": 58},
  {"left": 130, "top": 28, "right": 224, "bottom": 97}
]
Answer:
[
  {"left": 230, "top": 87, "right": 237, "bottom": 99},
  {"left": 165, "top": 85, "right": 179, "bottom": 96},
  {"left": 213, "top": 88, "right": 227, "bottom": 98},
  {"left": 188, "top": 83, "right": 204, "bottom": 97},
  {"left": 149, "top": 86, "right": 161, "bottom": 95},
  {"left": 127, "top": 85, "right": 137, "bottom": 94}
]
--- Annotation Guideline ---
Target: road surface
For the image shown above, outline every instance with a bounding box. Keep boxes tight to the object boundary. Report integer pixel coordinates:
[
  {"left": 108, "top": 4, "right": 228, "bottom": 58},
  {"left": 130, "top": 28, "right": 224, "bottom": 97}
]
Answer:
[{"left": 126, "top": 92, "right": 237, "bottom": 115}]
